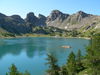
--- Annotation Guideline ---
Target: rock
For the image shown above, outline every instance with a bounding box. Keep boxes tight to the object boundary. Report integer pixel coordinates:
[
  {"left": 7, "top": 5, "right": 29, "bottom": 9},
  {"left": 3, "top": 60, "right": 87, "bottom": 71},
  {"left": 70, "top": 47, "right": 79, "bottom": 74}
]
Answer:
[
  {"left": 0, "top": 10, "right": 100, "bottom": 34},
  {"left": 37, "top": 14, "right": 46, "bottom": 26},
  {"left": 25, "top": 12, "right": 38, "bottom": 26},
  {"left": 46, "top": 10, "right": 99, "bottom": 30},
  {"left": 11, "top": 15, "right": 25, "bottom": 23},
  {"left": 47, "top": 10, "right": 69, "bottom": 22}
]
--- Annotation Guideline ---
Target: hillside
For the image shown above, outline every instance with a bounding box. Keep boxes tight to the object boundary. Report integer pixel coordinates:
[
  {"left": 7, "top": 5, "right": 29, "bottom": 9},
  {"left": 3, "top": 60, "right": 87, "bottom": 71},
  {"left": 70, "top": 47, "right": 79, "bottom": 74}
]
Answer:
[{"left": 0, "top": 10, "right": 100, "bottom": 36}]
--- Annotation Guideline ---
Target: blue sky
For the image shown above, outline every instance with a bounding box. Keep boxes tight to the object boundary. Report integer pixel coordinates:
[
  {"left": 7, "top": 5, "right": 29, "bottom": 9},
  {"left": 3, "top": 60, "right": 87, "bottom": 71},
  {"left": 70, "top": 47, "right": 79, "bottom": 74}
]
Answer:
[{"left": 0, "top": 0, "right": 100, "bottom": 18}]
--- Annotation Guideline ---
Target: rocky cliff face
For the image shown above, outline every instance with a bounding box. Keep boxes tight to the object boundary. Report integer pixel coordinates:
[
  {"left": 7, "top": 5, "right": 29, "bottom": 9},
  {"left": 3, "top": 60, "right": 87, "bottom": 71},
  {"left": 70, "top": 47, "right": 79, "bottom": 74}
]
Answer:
[
  {"left": 46, "top": 10, "right": 69, "bottom": 27},
  {"left": 0, "top": 10, "right": 100, "bottom": 34},
  {"left": 46, "top": 10, "right": 100, "bottom": 30},
  {"left": 25, "top": 12, "right": 46, "bottom": 26},
  {"left": 25, "top": 12, "right": 38, "bottom": 26},
  {"left": 37, "top": 14, "right": 46, "bottom": 26},
  {"left": 47, "top": 10, "right": 69, "bottom": 21}
]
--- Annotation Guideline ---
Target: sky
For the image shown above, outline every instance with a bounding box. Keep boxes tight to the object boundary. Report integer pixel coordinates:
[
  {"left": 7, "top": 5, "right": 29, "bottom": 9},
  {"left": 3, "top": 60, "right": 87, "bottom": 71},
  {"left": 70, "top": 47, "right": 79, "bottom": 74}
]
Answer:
[{"left": 0, "top": 0, "right": 100, "bottom": 18}]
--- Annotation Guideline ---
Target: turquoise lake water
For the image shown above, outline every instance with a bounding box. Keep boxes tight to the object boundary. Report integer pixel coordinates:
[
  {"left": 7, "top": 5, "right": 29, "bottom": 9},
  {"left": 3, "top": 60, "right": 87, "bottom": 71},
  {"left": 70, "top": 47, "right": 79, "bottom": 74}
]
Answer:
[{"left": 0, "top": 37, "right": 89, "bottom": 75}]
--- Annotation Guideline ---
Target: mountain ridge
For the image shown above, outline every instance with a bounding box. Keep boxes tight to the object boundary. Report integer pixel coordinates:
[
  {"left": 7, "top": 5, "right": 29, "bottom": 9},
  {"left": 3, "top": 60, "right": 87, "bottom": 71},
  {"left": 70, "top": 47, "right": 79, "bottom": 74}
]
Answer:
[{"left": 0, "top": 10, "right": 100, "bottom": 35}]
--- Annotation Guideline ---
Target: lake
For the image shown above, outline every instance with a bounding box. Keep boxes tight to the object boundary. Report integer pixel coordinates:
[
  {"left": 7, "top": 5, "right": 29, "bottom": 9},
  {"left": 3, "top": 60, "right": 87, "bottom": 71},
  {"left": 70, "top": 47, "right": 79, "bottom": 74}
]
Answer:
[{"left": 0, "top": 37, "right": 89, "bottom": 75}]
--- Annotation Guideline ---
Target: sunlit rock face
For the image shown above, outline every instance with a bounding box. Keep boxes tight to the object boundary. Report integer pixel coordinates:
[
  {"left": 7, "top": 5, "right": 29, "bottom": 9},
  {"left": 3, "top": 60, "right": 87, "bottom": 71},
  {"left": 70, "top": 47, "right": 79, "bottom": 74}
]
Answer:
[
  {"left": 47, "top": 10, "right": 69, "bottom": 21},
  {"left": 46, "top": 10, "right": 100, "bottom": 30},
  {"left": 0, "top": 10, "right": 100, "bottom": 34},
  {"left": 46, "top": 10, "right": 69, "bottom": 28}
]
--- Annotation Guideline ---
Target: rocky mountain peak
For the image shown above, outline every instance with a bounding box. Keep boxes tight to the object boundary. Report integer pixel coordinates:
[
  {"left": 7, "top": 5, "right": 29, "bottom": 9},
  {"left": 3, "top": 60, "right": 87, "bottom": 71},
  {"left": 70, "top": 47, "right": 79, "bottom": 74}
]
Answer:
[
  {"left": 37, "top": 14, "right": 46, "bottom": 26},
  {"left": 77, "top": 11, "right": 86, "bottom": 14},
  {"left": 38, "top": 14, "right": 46, "bottom": 19},
  {"left": 11, "top": 15, "right": 22, "bottom": 19},
  {"left": 0, "top": 13, "right": 6, "bottom": 18},
  {"left": 51, "top": 10, "right": 63, "bottom": 15},
  {"left": 47, "top": 10, "right": 69, "bottom": 22},
  {"left": 25, "top": 12, "right": 38, "bottom": 25},
  {"left": 10, "top": 15, "right": 25, "bottom": 23},
  {"left": 76, "top": 11, "right": 89, "bottom": 18},
  {"left": 26, "top": 12, "right": 35, "bottom": 17}
]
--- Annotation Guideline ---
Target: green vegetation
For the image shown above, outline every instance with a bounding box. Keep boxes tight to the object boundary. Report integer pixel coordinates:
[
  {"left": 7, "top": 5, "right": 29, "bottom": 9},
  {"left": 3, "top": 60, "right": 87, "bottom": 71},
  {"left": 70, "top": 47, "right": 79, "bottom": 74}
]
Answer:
[
  {"left": 86, "top": 34, "right": 100, "bottom": 75},
  {"left": 46, "top": 54, "right": 60, "bottom": 75},
  {"left": 6, "top": 64, "right": 30, "bottom": 75},
  {"left": 67, "top": 52, "right": 77, "bottom": 75},
  {"left": 76, "top": 50, "right": 85, "bottom": 73},
  {"left": 6, "top": 33, "right": 100, "bottom": 75},
  {"left": 0, "top": 33, "right": 16, "bottom": 37},
  {"left": 0, "top": 25, "right": 98, "bottom": 38}
]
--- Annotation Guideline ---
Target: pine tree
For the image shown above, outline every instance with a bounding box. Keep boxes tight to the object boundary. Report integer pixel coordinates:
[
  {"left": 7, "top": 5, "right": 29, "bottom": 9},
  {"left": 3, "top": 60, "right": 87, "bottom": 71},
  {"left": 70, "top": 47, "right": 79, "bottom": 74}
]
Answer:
[
  {"left": 77, "top": 50, "right": 81, "bottom": 62},
  {"left": 46, "top": 54, "right": 60, "bottom": 75},
  {"left": 86, "top": 33, "right": 100, "bottom": 75},
  {"left": 76, "top": 50, "right": 85, "bottom": 73},
  {"left": 67, "top": 51, "right": 77, "bottom": 75},
  {"left": 59, "top": 65, "right": 68, "bottom": 75},
  {"left": 7, "top": 64, "right": 31, "bottom": 75},
  {"left": 8, "top": 64, "right": 19, "bottom": 75}
]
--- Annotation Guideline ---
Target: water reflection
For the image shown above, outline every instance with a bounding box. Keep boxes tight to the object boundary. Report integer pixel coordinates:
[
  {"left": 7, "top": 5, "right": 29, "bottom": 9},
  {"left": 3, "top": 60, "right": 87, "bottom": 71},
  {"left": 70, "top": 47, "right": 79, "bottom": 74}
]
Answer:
[
  {"left": 0, "top": 37, "right": 89, "bottom": 75},
  {"left": 0, "top": 37, "right": 89, "bottom": 59}
]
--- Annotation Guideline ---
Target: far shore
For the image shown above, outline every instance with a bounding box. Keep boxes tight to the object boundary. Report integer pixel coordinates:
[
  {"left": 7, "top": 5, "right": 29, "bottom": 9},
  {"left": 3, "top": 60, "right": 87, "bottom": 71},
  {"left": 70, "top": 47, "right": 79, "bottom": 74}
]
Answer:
[{"left": 0, "top": 34, "right": 91, "bottom": 40}]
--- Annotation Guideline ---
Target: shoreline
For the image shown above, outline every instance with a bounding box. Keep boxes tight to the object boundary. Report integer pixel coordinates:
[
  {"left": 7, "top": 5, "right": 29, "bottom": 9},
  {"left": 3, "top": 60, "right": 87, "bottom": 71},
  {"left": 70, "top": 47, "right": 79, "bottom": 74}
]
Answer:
[{"left": 0, "top": 34, "right": 91, "bottom": 40}]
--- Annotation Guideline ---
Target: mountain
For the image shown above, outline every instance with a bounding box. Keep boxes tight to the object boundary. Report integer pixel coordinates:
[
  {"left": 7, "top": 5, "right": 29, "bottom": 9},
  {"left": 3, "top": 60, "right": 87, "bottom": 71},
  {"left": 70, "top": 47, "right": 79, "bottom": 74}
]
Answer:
[
  {"left": 0, "top": 10, "right": 100, "bottom": 35},
  {"left": 46, "top": 10, "right": 100, "bottom": 31},
  {"left": 46, "top": 10, "right": 69, "bottom": 27},
  {"left": 25, "top": 12, "right": 46, "bottom": 26},
  {"left": 0, "top": 13, "right": 30, "bottom": 34}
]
